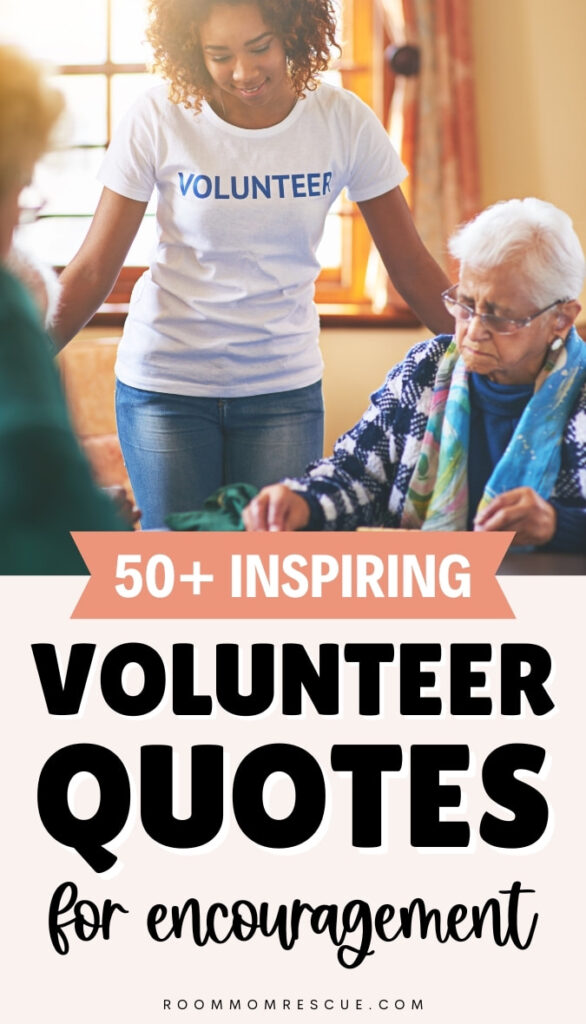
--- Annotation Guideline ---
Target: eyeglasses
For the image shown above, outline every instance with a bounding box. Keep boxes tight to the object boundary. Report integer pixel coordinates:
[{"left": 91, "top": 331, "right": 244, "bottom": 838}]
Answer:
[{"left": 442, "top": 284, "right": 563, "bottom": 335}]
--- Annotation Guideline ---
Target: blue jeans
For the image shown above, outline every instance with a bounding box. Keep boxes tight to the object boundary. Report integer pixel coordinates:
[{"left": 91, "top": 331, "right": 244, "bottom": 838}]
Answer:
[{"left": 116, "top": 380, "right": 324, "bottom": 529}]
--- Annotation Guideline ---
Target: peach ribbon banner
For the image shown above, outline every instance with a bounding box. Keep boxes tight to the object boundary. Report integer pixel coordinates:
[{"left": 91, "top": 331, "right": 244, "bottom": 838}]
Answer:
[{"left": 70, "top": 531, "right": 514, "bottom": 620}]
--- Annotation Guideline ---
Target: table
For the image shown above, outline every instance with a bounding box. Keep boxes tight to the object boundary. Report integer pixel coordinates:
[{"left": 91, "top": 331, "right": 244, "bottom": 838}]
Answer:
[{"left": 498, "top": 551, "right": 586, "bottom": 575}]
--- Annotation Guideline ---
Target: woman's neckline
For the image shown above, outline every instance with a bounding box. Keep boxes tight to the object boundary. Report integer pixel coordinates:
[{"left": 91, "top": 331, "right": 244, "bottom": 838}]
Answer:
[
  {"left": 201, "top": 93, "right": 305, "bottom": 134},
  {"left": 206, "top": 88, "right": 299, "bottom": 130}
]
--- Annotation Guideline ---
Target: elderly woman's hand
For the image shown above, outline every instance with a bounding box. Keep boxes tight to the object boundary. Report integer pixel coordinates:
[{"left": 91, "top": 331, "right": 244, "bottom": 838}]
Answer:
[
  {"left": 473, "top": 486, "right": 556, "bottom": 546},
  {"left": 243, "top": 485, "right": 310, "bottom": 532}
]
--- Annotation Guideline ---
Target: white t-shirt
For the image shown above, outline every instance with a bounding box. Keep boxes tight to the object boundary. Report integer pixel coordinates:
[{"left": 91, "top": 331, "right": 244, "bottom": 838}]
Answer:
[{"left": 99, "top": 81, "right": 407, "bottom": 397}]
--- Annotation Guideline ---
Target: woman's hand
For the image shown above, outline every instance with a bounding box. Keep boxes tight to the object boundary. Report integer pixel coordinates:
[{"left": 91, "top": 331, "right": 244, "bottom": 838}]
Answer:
[
  {"left": 243, "top": 486, "right": 310, "bottom": 532},
  {"left": 103, "top": 485, "right": 141, "bottom": 528},
  {"left": 473, "top": 487, "right": 556, "bottom": 546}
]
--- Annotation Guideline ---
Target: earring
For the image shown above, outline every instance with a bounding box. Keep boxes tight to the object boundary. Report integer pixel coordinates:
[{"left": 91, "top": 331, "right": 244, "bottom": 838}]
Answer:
[{"left": 542, "top": 335, "right": 565, "bottom": 374}]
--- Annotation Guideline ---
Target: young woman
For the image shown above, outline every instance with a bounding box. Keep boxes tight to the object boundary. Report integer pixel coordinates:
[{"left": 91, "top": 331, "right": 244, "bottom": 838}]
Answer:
[{"left": 53, "top": 0, "right": 453, "bottom": 528}]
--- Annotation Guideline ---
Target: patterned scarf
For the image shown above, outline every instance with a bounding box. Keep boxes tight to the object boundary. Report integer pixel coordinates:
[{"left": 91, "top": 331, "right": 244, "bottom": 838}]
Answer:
[{"left": 401, "top": 327, "right": 586, "bottom": 531}]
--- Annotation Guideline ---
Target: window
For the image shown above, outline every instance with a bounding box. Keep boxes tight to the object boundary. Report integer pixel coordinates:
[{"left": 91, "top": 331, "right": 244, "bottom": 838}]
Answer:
[
  {"left": 3, "top": 0, "right": 157, "bottom": 274},
  {"left": 4, "top": 0, "right": 399, "bottom": 319}
]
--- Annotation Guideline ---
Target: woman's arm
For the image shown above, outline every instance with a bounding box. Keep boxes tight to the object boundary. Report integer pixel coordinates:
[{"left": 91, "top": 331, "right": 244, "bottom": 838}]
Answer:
[
  {"left": 358, "top": 186, "right": 454, "bottom": 335},
  {"left": 51, "top": 187, "right": 148, "bottom": 350}
]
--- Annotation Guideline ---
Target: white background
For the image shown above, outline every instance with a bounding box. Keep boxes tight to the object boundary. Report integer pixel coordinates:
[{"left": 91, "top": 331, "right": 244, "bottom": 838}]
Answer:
[{"left": 2, "top": 575, "right": 584, "bottom": 1022}]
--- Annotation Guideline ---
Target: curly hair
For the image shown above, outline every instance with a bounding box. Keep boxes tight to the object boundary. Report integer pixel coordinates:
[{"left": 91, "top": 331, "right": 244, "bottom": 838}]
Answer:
[
  {"left": 147, "top": 0, "right": 341, "bottom": 110},
  {"left": 0, "top": 46, "right": 64, "bottom": 195}
]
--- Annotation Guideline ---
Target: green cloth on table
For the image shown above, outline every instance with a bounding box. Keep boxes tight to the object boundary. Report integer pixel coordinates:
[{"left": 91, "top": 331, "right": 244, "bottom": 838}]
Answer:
[{"left": 166, "top": 483, "right": 258, "bottom": 531}]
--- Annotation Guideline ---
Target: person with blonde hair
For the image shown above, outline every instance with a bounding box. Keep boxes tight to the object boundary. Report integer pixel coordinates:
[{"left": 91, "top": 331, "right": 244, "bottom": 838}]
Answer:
[
  {"left": 0, "top": 46, "right": 64, "bottom": 249},
  {"left": 0, "top": 45, "right": 127, "bottom": 573},
  {"left": 51, "top": 0, "right": 454, "bottom": 529},
  {"left": 244, "top": 199, "right": 586, "bottom": 553}
]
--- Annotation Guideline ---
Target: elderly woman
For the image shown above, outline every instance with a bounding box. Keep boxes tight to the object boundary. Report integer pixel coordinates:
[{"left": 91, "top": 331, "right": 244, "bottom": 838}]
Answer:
[
  {"left": 244, "top": 198, "right": 586, "bottom": 551},
  {"left": 0, "top": 45, "right": 127, "bottom": 573}
]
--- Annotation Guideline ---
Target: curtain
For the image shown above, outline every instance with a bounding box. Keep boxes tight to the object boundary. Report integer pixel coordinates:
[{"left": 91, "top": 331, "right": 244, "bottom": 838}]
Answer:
[{"left": 369, "top": 0, "right": 480, "bottom": 309}]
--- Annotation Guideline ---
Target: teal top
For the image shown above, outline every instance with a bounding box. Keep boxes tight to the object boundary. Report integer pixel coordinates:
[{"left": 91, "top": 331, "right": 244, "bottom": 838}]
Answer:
[{"left": 0, "top": 265, "right": 126, "bottom": 574}]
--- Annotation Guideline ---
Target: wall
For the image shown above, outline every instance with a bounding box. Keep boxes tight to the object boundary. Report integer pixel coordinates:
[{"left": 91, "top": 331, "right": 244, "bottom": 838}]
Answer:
[
  {"left": 471, "top": 0, "right": 586, "bottom": 304},
  {"left": 322, "top": 0, "right": 586, "bottom": 449}
]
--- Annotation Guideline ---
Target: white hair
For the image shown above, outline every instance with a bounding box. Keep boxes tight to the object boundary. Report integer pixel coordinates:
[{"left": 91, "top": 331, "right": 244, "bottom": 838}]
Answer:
[{"left": 448, "top": 197, "right": 586, "bottom": 305}]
